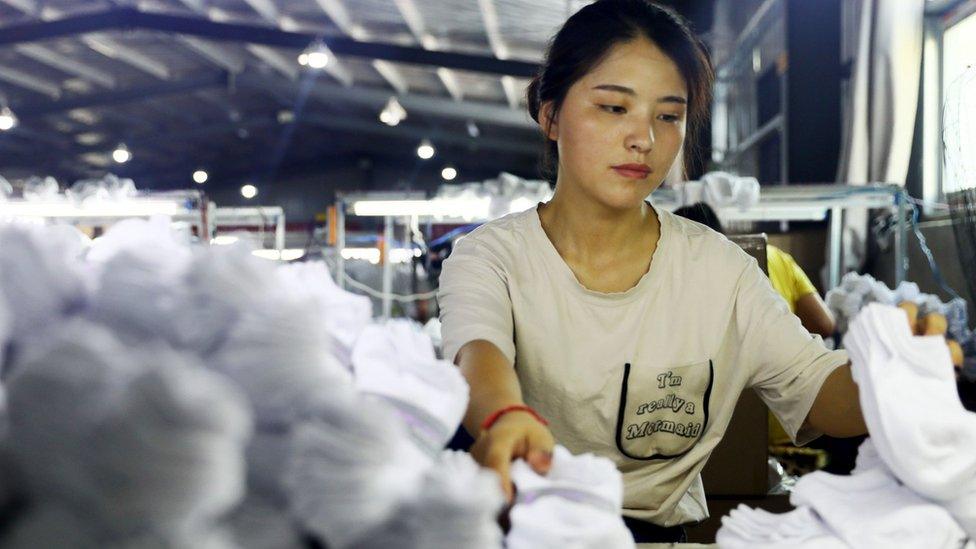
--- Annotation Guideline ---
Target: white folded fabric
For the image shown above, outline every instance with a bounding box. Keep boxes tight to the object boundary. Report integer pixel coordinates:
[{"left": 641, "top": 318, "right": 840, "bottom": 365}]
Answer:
[
  {"left": 507, "top": 445, "right": 634, "bottom": 549},
  {"left": 277, "top": 261, "right": 372, "bottom": 370},
  {"left": 5, "top": 319, "right": 252, "bottom": 541},
  {"left": 352, "top": 320, "right": 469, "bottom": 456},
  {"left": 716, "top": 505, "right": 847, "bottom": 549},
  {"left": 227, "top": 495, "right": 306, "bottom": 549},
  {"left": 845, "top": 304, "right": 976, "bottom": 535},
  {"left": 0, "top": 223, "right": 88, "bottom": 344},
  {"left": 285, "top": 391, "right": 425, "bottom": 549},
  {"left": 791, "top": 467, "right": 968, "bottom": 549},
  {"left": 700, "top": 171, "right": 760, "bottom": 210},
  {"left": 351, "top": 450, "right": 505, "bottom": 549}
]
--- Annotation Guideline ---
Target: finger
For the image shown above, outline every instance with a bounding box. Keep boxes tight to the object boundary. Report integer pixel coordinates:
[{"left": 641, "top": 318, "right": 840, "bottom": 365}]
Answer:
[
  {"left": 947, "top": 339, "right": 964, "bottom": 368},
  {"left": 919, "top": 313, "right": 948, "bottom": 337},
  {"left": 485, "top": 446, "right": 515, "bottom": 502},
  {"left": 525, "top": 433, "right": 555, "bottom": 475},
  {"left": 898, "top": 302, "right": 919, "bottom": 335}
]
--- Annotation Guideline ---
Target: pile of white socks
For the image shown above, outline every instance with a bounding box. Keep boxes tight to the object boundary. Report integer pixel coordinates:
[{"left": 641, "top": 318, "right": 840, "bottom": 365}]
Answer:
[
  {"left": 507, "top": 445, "right": 635, "bottom": 549},
  {"left": 0, "top": 218, "right": 638, "bottom": 549},
  {"left": 0, "top": 219, "right": 510, "bottom": 548},
  {"left": 846, "top": 304, "right": 976, "bottom": 537},
  {"left": 718, "top": 304, "right": 976, "bottom": 548}
]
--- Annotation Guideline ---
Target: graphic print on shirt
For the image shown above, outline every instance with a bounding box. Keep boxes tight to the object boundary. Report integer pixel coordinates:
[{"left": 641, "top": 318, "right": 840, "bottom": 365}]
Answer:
[{"left": 615, "top": 360, "right": 713, "bottom": 460}]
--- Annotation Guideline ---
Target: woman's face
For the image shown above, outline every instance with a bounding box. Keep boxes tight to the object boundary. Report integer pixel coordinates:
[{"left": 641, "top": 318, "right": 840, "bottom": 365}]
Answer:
[{"left": 544, "top": 36, "right": 688, "bottom": 211}]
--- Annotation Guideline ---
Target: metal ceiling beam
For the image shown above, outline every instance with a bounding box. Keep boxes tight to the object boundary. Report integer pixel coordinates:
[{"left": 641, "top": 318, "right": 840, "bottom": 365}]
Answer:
[
  {"left": 241, "top": 73, "right": 534, "bottom": 129},
  {"left": 12, "top": 72, "right": 229, "bottom": 118},
  {"left": 139, "top": 0, "right": 248, "bottom": 74},
  {"left": 0, "top": 8, "right": 540, "bottom": 77},
  {"left": 393, "top": 0, "right": 463, "bottom": 101},
  {"left": 207, "top": 7, "right": 298, "bottom": 81},
  {"left": 178, "top": 36, "right": 247, "bottom": 73},
  {"left": 314, "top": 0, "right": 407, "bottom": 93},
  {"left": 81, "top": 34, "right": 171, "bottom": 80},
  {"left": 241, "top": 0, "right": 280, "bottom": 24},
  {"left": 477, "top": 0, "right": 520, "bottom": 110},
  {"left": 62, "top": 112, "right": 538, "bottom": 162},
  {"left": 477, "top": 0, "right": 510, "bottom": 60},
  {"left": 0, "top": 63, "right": 61, "bottom": 98},
  {"left": 0, "top": 0, "right": 36, "bottom": 15},
  {"left": 38, "top": 7, "right": 173, "bottom": 80},
  {"left": 210, "top": 5, "right": 352, "bottom": 87},
  {"left": 15, "top": 44, "right": 118, "bottom": 88}
]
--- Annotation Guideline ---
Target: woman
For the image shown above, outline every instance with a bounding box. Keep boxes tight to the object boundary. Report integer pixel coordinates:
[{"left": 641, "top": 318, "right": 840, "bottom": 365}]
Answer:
[
  {"left": 438, "top": 0, "right": 865, "bottom": 542},
  {"left": 672, "top": 202, "right": 836, "bottom": 339}
]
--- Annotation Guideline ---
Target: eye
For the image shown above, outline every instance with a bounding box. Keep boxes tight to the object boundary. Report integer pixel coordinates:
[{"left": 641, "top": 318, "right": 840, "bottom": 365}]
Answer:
[
  {"left": 599, "top": 104, "right": 627, "bottom": 114},
  {"left": 659, "top": 114, "right": 683, "bottom": 124}
]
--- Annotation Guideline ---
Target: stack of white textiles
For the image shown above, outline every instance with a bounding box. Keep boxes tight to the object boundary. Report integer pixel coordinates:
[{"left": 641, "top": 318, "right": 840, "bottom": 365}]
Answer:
[
  {"left": 717, "top": 304, "right": 976, "bottom": 548},
  {"left": 507, "top": 445, "right": 635, "bottom": 549},
  {"left": 825, "top": 273, "right": 969, "bottom": 341},
  {"left": 0, "top": 218, "right": 637, "bottom": 549}
]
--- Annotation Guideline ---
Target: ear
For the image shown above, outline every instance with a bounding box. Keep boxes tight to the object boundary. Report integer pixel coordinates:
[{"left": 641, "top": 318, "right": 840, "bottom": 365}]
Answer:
[{"left": 538, "top": 100, "right": 558, "bottom": 142}]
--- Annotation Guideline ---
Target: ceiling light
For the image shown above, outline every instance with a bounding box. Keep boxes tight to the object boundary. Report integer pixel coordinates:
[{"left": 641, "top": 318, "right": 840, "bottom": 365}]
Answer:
[
  {"left": 417, "top": 139, "right": 435, "bottom": 160},
  {"left": 0, "top": 106, "right": 17, "bottom": 131},
  {"left": 441, "top": 165, "right": 457, "bottom": 181},
  {"left": 241, "top": 184, "right": 258, "bottom": 199},
  {"left": 466, "top": 121, "right": 480, "bottom": 138},
  {"left": 112, "top": 143, "right": 131, "bottom": 164},
  {"left": 193, "top": 170, "right": 209, "bottom": 184},
  {"left": 379, "top": 96, "right": 407, "bottom": 127},
  {"left": 300, "top": 40, "right": 332, "bottom": 70}
]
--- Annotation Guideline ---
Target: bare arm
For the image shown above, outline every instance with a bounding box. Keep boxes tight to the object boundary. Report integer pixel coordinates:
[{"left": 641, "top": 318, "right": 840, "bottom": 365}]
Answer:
[
  {"left": 795, "top": 291, "right": 836, "bottom": 339},
  {"left": 805, "top": 363, "right": 867, "bottom": 438},
  {"left": 456, "top": 340, "right": 555, "bottom": 500},
  {"left": 457, "top": 340, "right": 526, "bottom": 434}
]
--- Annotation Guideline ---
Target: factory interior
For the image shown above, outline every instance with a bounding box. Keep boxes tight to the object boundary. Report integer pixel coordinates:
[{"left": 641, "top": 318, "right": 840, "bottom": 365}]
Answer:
[{"left": 1, "top": 0, "right": 976, "bottom": 546}]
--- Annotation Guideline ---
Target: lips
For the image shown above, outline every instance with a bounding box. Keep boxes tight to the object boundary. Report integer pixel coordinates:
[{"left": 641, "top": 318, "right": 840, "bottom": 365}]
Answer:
[{"left": 611, "top": 164, "right": 652, "bottom": 179}]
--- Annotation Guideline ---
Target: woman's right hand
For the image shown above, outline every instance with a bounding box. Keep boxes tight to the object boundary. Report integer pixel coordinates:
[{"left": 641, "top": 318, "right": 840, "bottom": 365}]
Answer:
[{"left": 469, "top": 410, "right": 556, "bottom": 502}]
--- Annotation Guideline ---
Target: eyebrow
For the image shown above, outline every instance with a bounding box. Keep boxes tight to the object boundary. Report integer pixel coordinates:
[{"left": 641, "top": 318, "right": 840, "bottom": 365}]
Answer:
[{"left": 591, "top": 84, "right": 687, "bottom": 105}]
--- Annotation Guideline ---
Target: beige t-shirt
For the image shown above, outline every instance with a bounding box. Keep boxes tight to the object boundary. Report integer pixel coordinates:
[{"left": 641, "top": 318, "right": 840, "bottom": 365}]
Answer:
[{"left": 437, "top": 204, "right": 848, "bottom": 526}]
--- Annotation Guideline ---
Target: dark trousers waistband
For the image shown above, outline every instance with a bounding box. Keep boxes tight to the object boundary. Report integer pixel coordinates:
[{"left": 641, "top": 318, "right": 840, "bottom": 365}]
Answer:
[{"left": 622, "top": 516, "right": 688, "bottom": 543}]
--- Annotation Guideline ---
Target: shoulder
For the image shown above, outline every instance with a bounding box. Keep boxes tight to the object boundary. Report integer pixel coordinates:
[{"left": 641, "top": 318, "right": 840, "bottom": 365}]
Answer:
[
  {"left": 447, "top": 207, "right": 538, "bottom": 267},
  {"left": 660, "top": 208, "right": 754, "bottom": 273}
]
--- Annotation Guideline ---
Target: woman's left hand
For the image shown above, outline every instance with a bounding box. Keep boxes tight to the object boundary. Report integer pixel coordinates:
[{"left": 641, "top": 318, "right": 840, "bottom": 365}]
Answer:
[{"left": 898, "top": 302, "right": 963, "bottom": 377}]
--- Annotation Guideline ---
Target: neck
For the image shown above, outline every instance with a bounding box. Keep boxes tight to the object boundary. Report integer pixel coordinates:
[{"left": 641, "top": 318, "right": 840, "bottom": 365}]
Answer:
[{"left": 539, "top": 180, "right": 658, "bottom": 261}]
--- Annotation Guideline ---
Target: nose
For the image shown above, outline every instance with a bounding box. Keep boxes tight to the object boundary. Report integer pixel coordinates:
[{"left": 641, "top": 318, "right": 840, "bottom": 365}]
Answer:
[{"left": 625, "top": 120, "right": 654, "bottom": 154}]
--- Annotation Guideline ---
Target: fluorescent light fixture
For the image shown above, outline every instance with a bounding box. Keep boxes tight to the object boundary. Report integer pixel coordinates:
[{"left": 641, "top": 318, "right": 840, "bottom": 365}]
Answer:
[
  {"left": 211, "top": 235, "right": 239, "bottom": 245},
  {"left": 351, "top": 197, "right": 491, "bottom": 219},
  {"left": 0, "top": 199, "right": 182, "bottom": 218},
  {"left": 241, "top": 184, "right": 258, "bottom": 199},
  {"left": 193, "top": 170, "right": 209, "bottom": 184},
  {"left": 252, "top": 248, "right": 306, "bottom": 261},
  {"left": 340, "top": 247, "right": 419, "bottom": 264},
  {"left": 0, "top": 106, "right": 17, "bottom": 131},
  {"left": 112, "top": 143, "right": 131, "bottom": 163},
  {"left": 441, "top": 166, "right": 457, "bottom": 181},
  {"left": 416, "top": 139, "right": 435, "bottom": 160}
]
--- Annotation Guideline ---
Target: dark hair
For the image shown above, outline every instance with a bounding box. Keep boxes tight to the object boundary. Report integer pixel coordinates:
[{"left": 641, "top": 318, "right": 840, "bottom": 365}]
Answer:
[
  {"left": 526, "top": 0, "right": 714, "bottom": 184},
  {"left": 673, "top": 202, "right": 724, "bottom": 234}
]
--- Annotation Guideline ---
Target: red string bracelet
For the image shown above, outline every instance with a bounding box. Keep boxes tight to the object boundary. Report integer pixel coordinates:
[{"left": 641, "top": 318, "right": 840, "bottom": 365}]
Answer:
[{"left": 480, "top": 404, "right": 549, "bottom": 433}]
